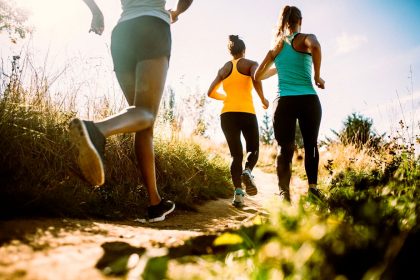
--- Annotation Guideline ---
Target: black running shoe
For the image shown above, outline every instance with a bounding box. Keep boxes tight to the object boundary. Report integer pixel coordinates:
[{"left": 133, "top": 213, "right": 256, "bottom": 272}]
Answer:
[
  {"left": 308, "top": 187, "right": 326, "bottom": 202},
  {"left": 279, "top": 189, "right": 291, "bottom": 202},
  {"left": 147, "top": 199, "right": 175, "bottom": 222},
  {"left": 241, "top": 168, "right": 258, "bottom": 196},
  {"left": 69, "top": 118, "right": 106, "bottom": 186}
]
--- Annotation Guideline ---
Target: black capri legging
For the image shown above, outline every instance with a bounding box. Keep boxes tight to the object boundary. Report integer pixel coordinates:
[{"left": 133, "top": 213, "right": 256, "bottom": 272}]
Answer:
[
  {"left": 221, "top": 112, "right": 259, "bottom": 189},
  {"left": 273, "top": 95, "right": 322, "bottom": 189}
]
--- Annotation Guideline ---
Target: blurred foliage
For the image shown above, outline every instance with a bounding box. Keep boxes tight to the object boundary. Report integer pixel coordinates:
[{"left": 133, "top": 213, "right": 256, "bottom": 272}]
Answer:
[
  {"left": 0, "top": 0, "right": 30, "bottom": 43},
  {"left": 146, "top": 120, "right": 418, "bottom": 280}
]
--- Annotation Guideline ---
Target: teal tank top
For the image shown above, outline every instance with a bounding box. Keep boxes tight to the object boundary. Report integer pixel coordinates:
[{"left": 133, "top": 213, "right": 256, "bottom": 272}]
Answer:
[{"left": 274, "top": 33, "right": 317, "bottom": 97}]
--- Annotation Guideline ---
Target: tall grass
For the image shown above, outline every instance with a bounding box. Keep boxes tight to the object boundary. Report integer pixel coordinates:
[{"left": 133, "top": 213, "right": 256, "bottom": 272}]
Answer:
[
  {"left": 0, "top": 56, "right": 232, "bottom": 219},
  {"left": 135, "top": 127, "right": 420, "bottom": 279}
]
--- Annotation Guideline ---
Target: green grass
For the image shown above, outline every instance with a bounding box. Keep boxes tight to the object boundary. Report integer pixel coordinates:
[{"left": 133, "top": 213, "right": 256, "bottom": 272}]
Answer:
[
  {"left": 0, "top": 74, "right": 232, "bottom": 219},
  {"left": 152, "top": 131, "right": 419, "bottom": 280}
]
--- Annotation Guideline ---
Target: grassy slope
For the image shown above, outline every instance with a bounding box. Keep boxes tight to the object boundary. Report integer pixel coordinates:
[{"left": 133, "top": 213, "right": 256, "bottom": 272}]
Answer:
[{"left": 0, "top": 84, "right": 232, "bottom": 219}]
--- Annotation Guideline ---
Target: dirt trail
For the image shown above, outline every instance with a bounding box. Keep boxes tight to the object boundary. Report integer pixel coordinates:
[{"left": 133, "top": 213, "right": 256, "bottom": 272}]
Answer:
[{"left": 0, "top": 169, "right": 307, "bottom": 280}]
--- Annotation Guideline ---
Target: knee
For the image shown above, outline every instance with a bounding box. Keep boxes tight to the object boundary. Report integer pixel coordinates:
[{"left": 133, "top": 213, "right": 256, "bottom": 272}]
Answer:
[
  {"left": 279, "top": 143, "right": 295, "bottom": 156},
  {"left": 128, "top": 106, "right": 155, "bottom": 125},
  {"left": 278, "top": 143, "right": 295, "bottom": 159},
  {"left": 304, "top": 144, "right": 318, "bottom": 158},
  {"left": 248, "top": 149, "right": 259, "bottom": 159},
  {"left": 231, "top": 152, "right": 243, "bottom": 162}
]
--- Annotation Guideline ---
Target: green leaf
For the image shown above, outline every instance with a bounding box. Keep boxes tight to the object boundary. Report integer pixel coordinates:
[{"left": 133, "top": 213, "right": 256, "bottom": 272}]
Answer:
[
  {"left": 213, "top": 233, "right": 244, "bottom": 246},
  {"left": 142, "top": 256, "right": 168, "bottom": 280}
]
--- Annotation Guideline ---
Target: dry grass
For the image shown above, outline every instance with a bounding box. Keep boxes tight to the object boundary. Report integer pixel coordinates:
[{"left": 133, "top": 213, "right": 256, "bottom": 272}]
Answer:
[{"left": 0, "top": 59, "right": 232, "bottom": 219}]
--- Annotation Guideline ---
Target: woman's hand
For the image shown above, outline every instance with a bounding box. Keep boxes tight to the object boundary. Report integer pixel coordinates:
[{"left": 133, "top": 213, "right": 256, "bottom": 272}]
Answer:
[
  {"left": 314, "top": 76, "right": 325, "bottom": 89},
  {"left": 168, "top": 0, "right": 193, "bottom": 24},
  {"left": 169, "top": 10, "right": 180, "bottom": 23},
  {"left": 262, "top": 98, "right": 269, "bottom": 109},
  {"left": 89, "top": 12, "right": 104, "bottom": 35}
]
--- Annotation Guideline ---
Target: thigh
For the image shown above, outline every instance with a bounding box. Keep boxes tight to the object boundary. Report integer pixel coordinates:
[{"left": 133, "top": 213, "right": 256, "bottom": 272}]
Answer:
[
  {"left": 133, "top": 57, "right": 169, "bottom": 116},
  {"left": 298, "top": 95, "right": 322, "bottom": 145},
  {"left": 111, "top": 16, "right": 171, "bottom": 73},
  {"left": 241, "top": 113, "right": 259, "bottom": 152},
  {"left": 273, "top": 97, "right": 297, "bottom": 145},
  {"left": 115, "top": 57, "right": 168, "bottom": 111},
  {"left": 111, "top": 16, "right": 171, "bottom": 109},
  {"left": 221, "top": 113, "right": 243, "bottom": 156},
  {"left": 115, "top": 71, "right": 135, "bottom": 105}
]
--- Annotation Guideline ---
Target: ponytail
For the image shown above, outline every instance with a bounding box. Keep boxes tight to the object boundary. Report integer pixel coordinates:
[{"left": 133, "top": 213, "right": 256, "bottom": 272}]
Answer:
[{"left": 275, "top": 6, "right": 302, "bottom": 44}]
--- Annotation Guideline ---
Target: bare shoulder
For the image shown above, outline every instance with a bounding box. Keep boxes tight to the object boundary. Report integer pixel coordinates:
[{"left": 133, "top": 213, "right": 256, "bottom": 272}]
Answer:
[
  {"left": 237, "top": 58, "right": 258, "bottom": 75},
  {"left": 271, "top": 40, "right": 284, "bottom": 57},
  {"left": 303, "top": 33, "right": 319, "bottom": 43},
  {"left": 218, "top": 61, "right": 233, "bottom": 79},
  {"left": 240, "top": 58, "right": 258, "bottom": 67}
]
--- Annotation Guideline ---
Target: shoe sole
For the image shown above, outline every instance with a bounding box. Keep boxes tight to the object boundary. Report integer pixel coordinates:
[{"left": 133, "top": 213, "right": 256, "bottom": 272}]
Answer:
[
  {"left": 232, "top": 201, "right": 244, "bottom": 208},
  {"left": 242, "top": 175, "right": 258, "bottom": 196},
  {"left": 148, "top": 203, "right": 175, "bottom": 223},
  {"left": 69, "top": 119, "right": 105, "bottom": 186}
]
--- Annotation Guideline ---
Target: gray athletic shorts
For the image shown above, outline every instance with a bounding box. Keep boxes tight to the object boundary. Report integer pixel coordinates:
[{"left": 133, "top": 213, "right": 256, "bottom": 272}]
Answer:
[{"left": 111, "top": 16, "right": 171, "bottom": 72}]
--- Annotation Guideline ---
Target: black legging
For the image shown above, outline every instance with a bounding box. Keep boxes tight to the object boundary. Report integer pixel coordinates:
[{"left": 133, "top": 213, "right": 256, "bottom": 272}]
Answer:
[
  {"left": 221, "top": 112, "right": 259, "bottom": 189},
  {"left": 273, "top": 95, "right": 322, "bottom": 190}
]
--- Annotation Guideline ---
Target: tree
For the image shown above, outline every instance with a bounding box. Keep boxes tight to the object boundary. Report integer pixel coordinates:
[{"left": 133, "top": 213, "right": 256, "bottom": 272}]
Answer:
[
  {"left": 0, "top": 0, "right": 30, "bottom": 43},
  {"left": 332, "top": 112, "right": 384, "bottom": 149},
  {"left": 260, "top": 112, "right": 274, "bottom": 145}
]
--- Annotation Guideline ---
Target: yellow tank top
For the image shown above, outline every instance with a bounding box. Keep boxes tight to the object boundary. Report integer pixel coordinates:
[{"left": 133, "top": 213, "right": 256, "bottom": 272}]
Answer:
[{"left": 221, "top": 59, "right": 255, "bottom": 114}]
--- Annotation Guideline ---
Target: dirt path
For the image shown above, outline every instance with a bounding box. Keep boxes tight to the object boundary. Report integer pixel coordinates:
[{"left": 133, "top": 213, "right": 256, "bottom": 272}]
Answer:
[{"left": 0, "top": 169, "right": 307, "bottom": 280}]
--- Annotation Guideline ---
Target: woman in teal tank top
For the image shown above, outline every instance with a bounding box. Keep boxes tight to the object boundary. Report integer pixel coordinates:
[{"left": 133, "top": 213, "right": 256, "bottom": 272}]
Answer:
[{"left": 255, "top": 5, "right": 325, "bottom": 202}]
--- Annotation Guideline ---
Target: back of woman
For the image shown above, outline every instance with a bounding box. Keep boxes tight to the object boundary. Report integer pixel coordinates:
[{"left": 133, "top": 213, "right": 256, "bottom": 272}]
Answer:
[
  {"left": 207, "top": 35, "right": 269, "bottom": 208},
  {"left": 274, "top": 33, "right": 316, "bottom": 96},
  {"left": 254, "top": 5, "right": 326, "bottom": 203},
  {"left": 222, "top": 58, "right": 255, "bottom": 114}
]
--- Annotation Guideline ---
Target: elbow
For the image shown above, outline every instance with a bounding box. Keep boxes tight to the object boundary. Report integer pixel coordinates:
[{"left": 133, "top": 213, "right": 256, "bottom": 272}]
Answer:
[{"left": 254, "top": 72, "right": 262, "bottom": 82}]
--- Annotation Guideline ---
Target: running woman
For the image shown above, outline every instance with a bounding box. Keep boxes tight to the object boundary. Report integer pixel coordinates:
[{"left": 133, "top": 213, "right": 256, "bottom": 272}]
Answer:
[
  {"left": 69, "top": 0, "right": 193, "bottom": 222},
  {"left": 255, "top": 5, "right": 325, "bottom": 202},
  {"left": 208, "top": 35, "right": 269, "bottom": 207}
]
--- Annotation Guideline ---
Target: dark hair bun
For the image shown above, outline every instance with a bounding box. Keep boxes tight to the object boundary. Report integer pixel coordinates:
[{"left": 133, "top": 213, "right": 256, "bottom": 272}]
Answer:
[{"left": 229, "top": 35, "right": 239, "bottom": 42}]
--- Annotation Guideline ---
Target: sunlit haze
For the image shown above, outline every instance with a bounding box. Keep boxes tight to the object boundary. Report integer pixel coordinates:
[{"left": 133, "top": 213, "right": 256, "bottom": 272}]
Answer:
[{"left": 2, "top": 0, "right": 420, "bottom": 143}]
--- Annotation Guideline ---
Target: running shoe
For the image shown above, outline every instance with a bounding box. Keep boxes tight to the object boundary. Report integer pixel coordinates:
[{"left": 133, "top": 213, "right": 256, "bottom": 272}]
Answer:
[
  {"left": 241, "top": 168, "right": 258, "bottom": 196},
  {"left": 69, "top": 118, "right": 106, "bottom": 186},
  {"left": 279, "top": 189, "right": 291, "bottom": 202},
  {"left": 232, "top": 188, "right": 245, "bottom": 208},
  {"left": 147, "top": 199, "right": 175, "bottom": 222},
  {"left": 308, "top": 187, "right": 326, "bottom": 202}
]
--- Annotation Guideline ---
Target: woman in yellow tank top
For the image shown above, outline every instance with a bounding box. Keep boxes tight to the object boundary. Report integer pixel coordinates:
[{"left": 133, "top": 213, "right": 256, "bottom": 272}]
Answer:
[{"left": 207, "top": 35, "right": 269, "bottom": 208}]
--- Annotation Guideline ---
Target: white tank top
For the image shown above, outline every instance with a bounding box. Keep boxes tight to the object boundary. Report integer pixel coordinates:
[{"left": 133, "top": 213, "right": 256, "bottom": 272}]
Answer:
[{"left": 119, "top": 0, "right": 170, "bottom": 24}]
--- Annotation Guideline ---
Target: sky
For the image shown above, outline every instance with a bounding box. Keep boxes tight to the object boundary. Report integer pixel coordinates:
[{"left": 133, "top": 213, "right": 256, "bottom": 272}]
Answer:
[{"left": 1, "top": 0, "right": 420, "bottom": 143}]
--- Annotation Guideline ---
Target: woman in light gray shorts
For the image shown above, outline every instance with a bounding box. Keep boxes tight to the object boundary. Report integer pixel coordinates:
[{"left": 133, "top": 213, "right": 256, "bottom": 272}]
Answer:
[{"left": 69, "top": 0, "right": 193, "bottom": 222}]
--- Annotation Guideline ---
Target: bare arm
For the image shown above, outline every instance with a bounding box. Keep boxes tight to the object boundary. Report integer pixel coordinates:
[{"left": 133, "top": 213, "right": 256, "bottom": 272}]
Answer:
[
  {"left": 170, "top": 0, "right": 193, "bottom": 23},
  {"left": 207, "top": 68, "right": 226, "bottom": 101},
  {"left": 250, "top": 63, "right": 269, "bottom": 109},
  {"left": 82, "top": 0, "right": 104, "bottom": 35},
  {"left": 260, "top": 67, "right": 277, "bottom": 80},
  {"left": 254, "top": 40, "right": 283, "bottom": 81},
  {"left": 305, "top": 34, "right": 325, "bottom": 89}
]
